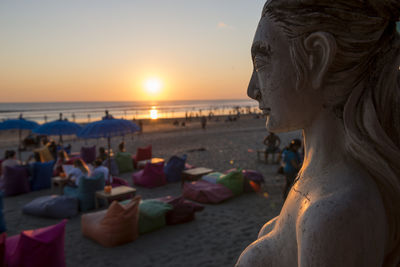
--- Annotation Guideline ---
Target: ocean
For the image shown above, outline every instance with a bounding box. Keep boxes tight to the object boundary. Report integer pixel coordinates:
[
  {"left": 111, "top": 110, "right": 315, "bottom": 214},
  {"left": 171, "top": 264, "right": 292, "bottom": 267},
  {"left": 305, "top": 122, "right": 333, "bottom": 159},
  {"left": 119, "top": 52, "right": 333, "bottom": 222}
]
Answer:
[{"left": 0, "top": 99, "right": 258, "bottom": 123}]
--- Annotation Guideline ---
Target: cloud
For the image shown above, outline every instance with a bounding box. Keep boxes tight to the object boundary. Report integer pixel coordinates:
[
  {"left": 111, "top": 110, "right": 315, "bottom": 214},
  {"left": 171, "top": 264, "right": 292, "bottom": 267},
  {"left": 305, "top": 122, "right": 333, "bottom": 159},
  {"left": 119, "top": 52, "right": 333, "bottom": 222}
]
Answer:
[{"left": 217, "top": 22, "right": 234, "bottom": 30}]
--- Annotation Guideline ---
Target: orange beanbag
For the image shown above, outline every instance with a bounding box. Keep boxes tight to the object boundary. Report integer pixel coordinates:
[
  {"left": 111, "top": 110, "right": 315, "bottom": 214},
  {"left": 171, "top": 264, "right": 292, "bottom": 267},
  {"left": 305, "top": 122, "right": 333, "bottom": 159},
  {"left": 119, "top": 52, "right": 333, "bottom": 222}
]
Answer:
[{"left": 81, "top": 196, "right": 141, "bottom": 247}]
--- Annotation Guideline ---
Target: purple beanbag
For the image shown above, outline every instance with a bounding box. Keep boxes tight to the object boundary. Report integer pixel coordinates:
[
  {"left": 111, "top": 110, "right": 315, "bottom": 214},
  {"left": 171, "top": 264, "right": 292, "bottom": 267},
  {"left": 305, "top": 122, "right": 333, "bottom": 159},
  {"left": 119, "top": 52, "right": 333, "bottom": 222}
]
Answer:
[
  {"left": 2, "top": 166, "right": 30, "bottom": 197},
  {"left": 132, "top": 162, "right": 166, "bottom": 188},
  {"left": 157, "top": 196, "right": 204, "bottom": 225},
  {"left": 183, "top": 180, "right": 234, "bottom": 204},
  {"left": 6, "top": 220, "right": 67, "bottom": 267}
]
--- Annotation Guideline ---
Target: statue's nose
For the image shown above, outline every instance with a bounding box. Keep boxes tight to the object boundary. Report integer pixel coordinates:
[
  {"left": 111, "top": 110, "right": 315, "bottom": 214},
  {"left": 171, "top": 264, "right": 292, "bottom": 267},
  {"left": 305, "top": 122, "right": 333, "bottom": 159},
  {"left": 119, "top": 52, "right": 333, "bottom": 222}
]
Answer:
[{"left": 247, "top": 70, "right": 261, "bottom": 101}]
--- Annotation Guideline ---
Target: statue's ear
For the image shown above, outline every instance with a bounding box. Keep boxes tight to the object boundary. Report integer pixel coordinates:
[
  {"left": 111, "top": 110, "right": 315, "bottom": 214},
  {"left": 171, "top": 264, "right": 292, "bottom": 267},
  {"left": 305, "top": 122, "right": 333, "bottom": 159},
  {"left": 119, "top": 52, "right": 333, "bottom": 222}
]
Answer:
[{"left": 303, "top": 32, "right": 336, "bottom": 90}]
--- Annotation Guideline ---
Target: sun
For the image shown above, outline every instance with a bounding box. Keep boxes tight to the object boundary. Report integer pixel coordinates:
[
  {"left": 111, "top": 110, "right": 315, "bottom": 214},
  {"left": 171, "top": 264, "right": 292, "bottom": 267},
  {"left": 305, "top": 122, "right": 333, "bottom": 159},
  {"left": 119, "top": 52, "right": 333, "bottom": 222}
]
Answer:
[{"left": 144, "top": 78, "right": 162, "bottom": 94}]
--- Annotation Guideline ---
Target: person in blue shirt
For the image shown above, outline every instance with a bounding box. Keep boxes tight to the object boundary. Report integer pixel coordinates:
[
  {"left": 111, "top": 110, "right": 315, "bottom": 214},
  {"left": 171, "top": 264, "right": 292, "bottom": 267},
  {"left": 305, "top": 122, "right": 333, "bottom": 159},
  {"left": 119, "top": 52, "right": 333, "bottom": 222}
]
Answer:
[{"left": 282, "top": 139, "right": 302, "bottom": 199}]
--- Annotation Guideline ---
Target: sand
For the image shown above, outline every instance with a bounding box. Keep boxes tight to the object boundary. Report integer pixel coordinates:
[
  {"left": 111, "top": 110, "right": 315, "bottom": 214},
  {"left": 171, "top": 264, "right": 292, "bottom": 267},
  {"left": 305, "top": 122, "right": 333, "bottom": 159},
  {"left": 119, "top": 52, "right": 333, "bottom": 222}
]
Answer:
[{"left": 1, "top": 115, "right": 301, "bottom": 267}]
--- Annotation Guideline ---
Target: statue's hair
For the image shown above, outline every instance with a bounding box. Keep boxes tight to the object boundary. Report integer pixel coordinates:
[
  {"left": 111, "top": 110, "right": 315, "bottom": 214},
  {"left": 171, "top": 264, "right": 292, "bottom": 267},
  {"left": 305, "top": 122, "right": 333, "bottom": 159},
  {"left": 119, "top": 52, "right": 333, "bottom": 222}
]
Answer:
[{"left": 263, "top": 1, "right": 400, "bottom": 265}]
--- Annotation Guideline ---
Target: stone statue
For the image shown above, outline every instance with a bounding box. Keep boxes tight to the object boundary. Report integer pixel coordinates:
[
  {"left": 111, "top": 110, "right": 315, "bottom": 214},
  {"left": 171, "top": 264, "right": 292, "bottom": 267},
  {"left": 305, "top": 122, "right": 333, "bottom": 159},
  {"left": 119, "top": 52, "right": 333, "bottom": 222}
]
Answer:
[{"left": 236, "top": 0, "right": 400, "bottom": 266}]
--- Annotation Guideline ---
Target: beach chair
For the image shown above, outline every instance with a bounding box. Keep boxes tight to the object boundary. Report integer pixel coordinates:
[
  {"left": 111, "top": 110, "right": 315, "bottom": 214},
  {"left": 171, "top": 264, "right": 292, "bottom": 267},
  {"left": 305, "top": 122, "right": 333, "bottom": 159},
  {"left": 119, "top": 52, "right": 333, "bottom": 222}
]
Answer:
[
  {"left": 115, "top": 152, "right": 134, "bottom": 173},
  {"left": 137, "top": 199, "right": 173, "bottom": 234},
  {"left": 80, "top": 145, "right": 96, "bottom": 164},
  {"left": 81, "top": 197, "right": 141, "bottom": 247},
  {"left": 183, "top": 180, "right": 234, "bottom": 204},
  {"left": 164, "top": 154, "right": 187, "bottom": 183},
  {"left": 64, "top": 173, "right": 105, "bottom": 212},
  {"left": 156, "top": 196, "right": 204, "bottom": 225},
  {"left": 0, "top": 233, "right": 5, "bottom": 267},
  {"left": 132, "top": 145, "right": 152, "bottom": 169},
  {"left": 216, "top": 169, "right": 244, "bottom": 196},
  {"left": 23, "top": 195, "right": 78, "bottom": 219},
  {"left": 132, "top": 162, "right": 166, "bottom": 188},
  {"left": 5, "top": 220, "right": 67, "bottom": 267},
  {"left": 30, "top": 160, "right": 55, "bottom": 191},
  {"left": 2, "top": 166, "right": 30, "bottom": 197}
]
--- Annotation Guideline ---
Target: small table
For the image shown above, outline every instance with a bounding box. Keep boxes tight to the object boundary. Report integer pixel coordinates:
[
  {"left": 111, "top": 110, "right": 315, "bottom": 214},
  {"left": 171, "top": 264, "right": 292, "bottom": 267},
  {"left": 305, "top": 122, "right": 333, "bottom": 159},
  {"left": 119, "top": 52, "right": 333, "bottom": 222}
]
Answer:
[
  {"left": 51, "top": 176, "right": 69, "bottom": 194},
  {"left": 137, "top": 158, "right": 165, "bottom": 169},
  {"left": 181, "top": 167, "right": 213, "bottom": 186},
  {"left": 95, "top": 186, "right": 137, "bottom": 209}
]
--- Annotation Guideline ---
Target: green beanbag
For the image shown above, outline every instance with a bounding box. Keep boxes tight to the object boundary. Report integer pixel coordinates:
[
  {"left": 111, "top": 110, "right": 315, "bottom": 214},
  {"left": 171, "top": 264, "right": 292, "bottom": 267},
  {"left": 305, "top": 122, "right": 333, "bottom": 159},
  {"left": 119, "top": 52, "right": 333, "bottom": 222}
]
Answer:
[
  {"left": 217, "top": 169, "right": 244, "bottom": 196},
  {"left": 138, "top": 200, "right": 173, "bottom": 234},
  {"left": 115, "top": 152, "right": 134, "bottom": 173}
]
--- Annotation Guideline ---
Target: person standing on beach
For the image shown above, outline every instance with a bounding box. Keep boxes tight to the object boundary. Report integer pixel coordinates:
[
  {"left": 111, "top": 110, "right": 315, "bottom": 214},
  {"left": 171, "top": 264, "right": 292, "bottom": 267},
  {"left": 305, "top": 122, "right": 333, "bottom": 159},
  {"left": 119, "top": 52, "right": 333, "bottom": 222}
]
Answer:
[
  {"left": 282, "top": 139, "right": 301, "bottom": 199},
  {"left": 201, "top": 116, "right": 207, "bottom": 130},
  {"left": 263, "top": 132, "right": 280, "bottom": 163}
]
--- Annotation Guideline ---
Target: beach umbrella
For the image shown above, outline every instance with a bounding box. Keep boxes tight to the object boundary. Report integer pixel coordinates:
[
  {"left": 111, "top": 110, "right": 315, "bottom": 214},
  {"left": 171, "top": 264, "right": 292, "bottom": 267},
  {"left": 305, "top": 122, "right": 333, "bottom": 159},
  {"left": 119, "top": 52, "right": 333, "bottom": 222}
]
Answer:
[
  {"left": 0, "top": 115, "right": 39, "bottom": 159},
  {"left": 77, "top": 111, "right": 140, "bottom": 183},
  {"left": 33, "top": 113, "right": 82, "bottom": 144}
]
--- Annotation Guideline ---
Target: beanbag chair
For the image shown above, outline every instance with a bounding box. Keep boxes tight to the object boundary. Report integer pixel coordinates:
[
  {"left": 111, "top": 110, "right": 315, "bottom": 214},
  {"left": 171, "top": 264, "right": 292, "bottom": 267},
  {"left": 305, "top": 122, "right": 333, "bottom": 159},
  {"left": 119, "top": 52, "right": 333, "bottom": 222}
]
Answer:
[
  {"left": 132, "top": 162, "right": 166, "bottom": 188},
  {"left": 2, "top": 165, "right": 30, "bottom": 197},
  {"left": 23, "top": 195, "right": 78, "bottom": 219},
  {"left": 242, "top": 169, "right": 264, "bottom": 193},
  {"left": 157, "top": 196, "right": 204, "bottom": 225},
  {"left": 0, "top": 233, "right": 5, "bottom": 267},
  {"left": 201, "top": 172, "right": 224, "bottom": 184},
  {"left": 111, "top": 176, "right": 129, "bottom": 188},
  {"left": 164, "top": 155, "right": 187, "bottom": 183},
  {"left": 132, "top": 145, "right": 152, "bottom": 168},
  {"left": 30, "top": 160, "right": 55, "bottom": 191},
  {"left": 217, "top": 169, "right": 244, "bottom": 196},
  {"left": 81, "top": 197, "right": 141, "bottom": 247},
  {"left": 80, "top": 145, "right": 96, "bottom": 164},
  {"left": 183, "top": 180, "right": 234, "bottom": 204},
  {"left": 138, "top": 200, "right": 173, "bottom": 234},
  {"left": 64, "top": 174, "right": 105, "bottom": 212},
  {"left": 115, "top": 152, "right": 134, "bottom": 173},
  {"left": 0, "top": 192, "right": 6, "bottom": 233},
  {"left": 5, "top": 220, "right": 67, "bottom": 267}
]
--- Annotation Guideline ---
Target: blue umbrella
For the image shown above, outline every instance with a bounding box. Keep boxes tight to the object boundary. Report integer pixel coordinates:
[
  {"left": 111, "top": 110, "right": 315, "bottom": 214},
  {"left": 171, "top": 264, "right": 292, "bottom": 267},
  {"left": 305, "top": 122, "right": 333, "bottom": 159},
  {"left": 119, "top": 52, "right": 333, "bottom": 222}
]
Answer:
[
  {"left": 33, "top": 113, "right": 82, "bottom": 143},
  {"left": 77, "top": 111, "right": 140, "bottom": 183},
  {"left": 0, "top": 115, "right": 39, "bottom": 159}
]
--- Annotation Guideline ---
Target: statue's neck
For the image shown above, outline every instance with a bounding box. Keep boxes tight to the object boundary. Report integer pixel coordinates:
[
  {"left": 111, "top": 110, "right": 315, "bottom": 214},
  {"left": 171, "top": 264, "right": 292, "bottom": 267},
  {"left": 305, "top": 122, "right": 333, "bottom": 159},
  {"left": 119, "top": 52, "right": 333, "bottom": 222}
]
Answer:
[{"left": 301, "top": 108, "right": 348, "bottom": 178}]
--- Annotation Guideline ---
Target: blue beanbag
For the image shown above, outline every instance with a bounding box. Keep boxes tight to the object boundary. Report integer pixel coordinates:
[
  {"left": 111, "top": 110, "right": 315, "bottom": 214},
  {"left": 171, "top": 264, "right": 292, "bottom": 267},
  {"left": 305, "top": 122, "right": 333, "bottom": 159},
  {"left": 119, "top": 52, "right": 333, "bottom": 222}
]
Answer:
[
  {"left": 23, "top": 195, "right": 79, "bottom": 218},
  {"left": 64, "top": 174, "right": 105, "bottom": 212},
  {"left": 30, "top": 161, "right": 55, "bottom": 191},
  {"left": 164, "top": 155, "right": 187, "bottom": 183}
]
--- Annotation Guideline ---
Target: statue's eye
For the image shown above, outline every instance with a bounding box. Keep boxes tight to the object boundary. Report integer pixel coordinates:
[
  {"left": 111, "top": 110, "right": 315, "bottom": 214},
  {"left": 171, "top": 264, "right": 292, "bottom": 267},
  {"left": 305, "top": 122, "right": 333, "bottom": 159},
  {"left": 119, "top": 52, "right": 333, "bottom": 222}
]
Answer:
[{"left": 254, "top": 55, "right": 267, "bottom": 72}]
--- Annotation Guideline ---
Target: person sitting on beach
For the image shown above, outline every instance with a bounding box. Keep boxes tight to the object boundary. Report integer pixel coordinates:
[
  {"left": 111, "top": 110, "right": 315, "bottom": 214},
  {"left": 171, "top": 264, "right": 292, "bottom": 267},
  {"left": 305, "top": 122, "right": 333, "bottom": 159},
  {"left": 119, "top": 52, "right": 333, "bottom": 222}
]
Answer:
[
  {"left": 1, "top": 150, "right": 21, "bottom": 179},
  {"left": 98, "top": 147, "right": 108, "bottom": 162},
  {"left": 66, "top": 159, "right": 90, "bottom": 187},
  {"left": 263, "top": 132, "right": 280, "bottom": 163},
  {"left": 282, "top": 139, "right": 302, "bottom": 199},
  {"left": 53, "top": 150, "right": 69, "bottom": 177},
  {"left": 118, "top": 141, "right": 126, "bottom": 153},
  {"left": 91, "top": 159, "right": 110, "bottom": 183}
]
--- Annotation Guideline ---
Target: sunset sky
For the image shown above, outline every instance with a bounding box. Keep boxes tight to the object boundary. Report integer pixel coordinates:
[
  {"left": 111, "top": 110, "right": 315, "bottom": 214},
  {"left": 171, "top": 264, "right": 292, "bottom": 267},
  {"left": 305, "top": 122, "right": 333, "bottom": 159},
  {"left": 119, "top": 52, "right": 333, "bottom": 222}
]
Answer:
[{"left": 0, "top": 0, "right": 265, "bottom": 102}]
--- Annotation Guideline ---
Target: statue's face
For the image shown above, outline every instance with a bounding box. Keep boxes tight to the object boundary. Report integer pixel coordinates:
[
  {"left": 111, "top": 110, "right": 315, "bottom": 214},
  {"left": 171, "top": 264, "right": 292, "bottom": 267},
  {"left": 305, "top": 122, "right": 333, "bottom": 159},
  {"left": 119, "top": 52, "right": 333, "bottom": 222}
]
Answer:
[{"left": 248, "top": 17, "right": 317, "bottom": 132}]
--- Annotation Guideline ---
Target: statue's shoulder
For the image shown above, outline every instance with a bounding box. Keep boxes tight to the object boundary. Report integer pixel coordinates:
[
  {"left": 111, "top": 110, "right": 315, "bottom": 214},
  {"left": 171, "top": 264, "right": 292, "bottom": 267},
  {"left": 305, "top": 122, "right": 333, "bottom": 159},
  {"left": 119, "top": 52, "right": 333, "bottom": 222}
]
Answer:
[{"left": 296, "top": 170, "right": 387, "bottom": 265}]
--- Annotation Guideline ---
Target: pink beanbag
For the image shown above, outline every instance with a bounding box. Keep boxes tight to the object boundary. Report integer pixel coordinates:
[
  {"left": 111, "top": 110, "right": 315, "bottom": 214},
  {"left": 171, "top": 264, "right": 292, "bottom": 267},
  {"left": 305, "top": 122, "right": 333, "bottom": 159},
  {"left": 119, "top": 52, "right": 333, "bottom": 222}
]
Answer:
[
  {"left": 183, "top": 180, "right": 234, "bottom": 204},
  {"left": 6, "top": 220, "right": 67, "bottom": 267},
  {"left": 132, "top": 162, "right": 166, "bottom": 188}
]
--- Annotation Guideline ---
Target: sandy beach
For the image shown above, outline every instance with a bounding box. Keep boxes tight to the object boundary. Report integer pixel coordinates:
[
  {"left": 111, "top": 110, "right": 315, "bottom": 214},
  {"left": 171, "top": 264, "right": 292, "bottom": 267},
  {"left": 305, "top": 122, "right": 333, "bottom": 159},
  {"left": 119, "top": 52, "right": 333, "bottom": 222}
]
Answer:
[{"left": 1, "top": 115, "right": 301, "bottom": 267}]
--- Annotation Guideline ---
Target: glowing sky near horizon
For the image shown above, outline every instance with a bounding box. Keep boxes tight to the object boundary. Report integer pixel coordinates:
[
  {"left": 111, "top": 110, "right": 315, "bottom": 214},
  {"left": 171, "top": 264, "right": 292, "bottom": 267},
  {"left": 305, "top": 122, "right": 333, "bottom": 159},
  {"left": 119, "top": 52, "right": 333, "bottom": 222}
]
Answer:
[{"left": 0, "top": 0, "right": 265, "bottom": 102}]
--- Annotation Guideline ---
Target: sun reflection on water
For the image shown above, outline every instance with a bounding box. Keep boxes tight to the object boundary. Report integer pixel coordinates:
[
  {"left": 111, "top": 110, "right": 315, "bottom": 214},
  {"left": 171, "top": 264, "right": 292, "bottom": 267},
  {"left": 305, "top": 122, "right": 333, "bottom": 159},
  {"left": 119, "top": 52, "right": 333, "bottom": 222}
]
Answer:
[{"left": 150, "top": 107, "right": 158, "bottom": 119}]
